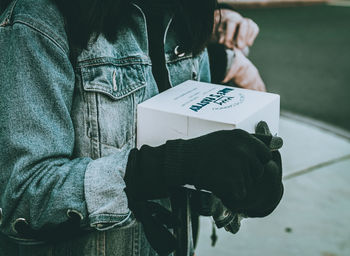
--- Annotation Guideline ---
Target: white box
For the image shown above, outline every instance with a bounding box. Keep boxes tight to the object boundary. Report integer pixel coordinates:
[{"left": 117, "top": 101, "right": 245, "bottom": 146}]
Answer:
[{"left": 137, "top": 80, "right": 280, "bottom": 148}]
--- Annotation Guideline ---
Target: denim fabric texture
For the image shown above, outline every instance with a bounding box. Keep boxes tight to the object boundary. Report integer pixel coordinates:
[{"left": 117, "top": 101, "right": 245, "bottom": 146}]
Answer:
[{"left": 0, "top": 0, "right": 211, "bottom": 255}]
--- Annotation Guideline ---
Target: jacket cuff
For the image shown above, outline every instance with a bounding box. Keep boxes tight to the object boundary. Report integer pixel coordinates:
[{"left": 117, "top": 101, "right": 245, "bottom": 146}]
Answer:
[
  {"left": 89, "top": 212, "right": 136, "bottom": 231},
  {"left": 84, "top": 148, "right": 133, "bottom": 230}
]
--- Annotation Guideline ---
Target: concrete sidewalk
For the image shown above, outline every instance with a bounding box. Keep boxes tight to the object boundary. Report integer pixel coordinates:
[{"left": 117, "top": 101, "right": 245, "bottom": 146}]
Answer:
[{"left": 196, "top": 115, "right": 350, "bottom": 256}]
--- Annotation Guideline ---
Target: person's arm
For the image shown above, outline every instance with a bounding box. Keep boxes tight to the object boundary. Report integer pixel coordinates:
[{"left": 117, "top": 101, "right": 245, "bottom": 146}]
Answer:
[
  {"left": 197, "top": 48, "right": 211, "bottom": 83},
  {"left": 0, "top": 22, "right": 133, "bottom": 240},
  {"left": 209, "top": 7, "right": 265, "bottom": 91}
]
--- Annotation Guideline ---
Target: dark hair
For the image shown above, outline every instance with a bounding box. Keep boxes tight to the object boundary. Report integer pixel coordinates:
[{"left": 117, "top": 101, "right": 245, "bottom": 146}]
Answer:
[
  {"left": 54, "top": 0, "right": 217, "bottom": 55},
  {"left": 52, "top": 0, "right": 130, "bottom": 50},
  {"left": 0, "top": 0, "right": 12, "bottom": 12},
  {"left": 174, "top": 0, "right": 217, "bottom": 55},
  {"left": 1, "top": 0, "right": 217, "bottom": 55}
]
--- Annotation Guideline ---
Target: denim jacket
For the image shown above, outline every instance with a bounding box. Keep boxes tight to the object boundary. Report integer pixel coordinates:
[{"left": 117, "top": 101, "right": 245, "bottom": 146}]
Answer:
[{"left": 0, "top": 0, "right": 210, "bottom": 255}]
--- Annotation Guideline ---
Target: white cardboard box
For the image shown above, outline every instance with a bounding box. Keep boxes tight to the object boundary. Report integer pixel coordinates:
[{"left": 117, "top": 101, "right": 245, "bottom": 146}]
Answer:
[{"left": 137, "top": 80, "right": 280, "bottom": 148}]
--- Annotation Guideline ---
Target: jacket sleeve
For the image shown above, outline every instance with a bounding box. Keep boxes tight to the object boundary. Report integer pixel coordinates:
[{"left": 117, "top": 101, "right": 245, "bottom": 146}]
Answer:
[
  {"left": 198, "top": 48, "right": 211, "bottom": 83},
  {"left": 0, "top": 22, "right": 133, "bottom": 239}
]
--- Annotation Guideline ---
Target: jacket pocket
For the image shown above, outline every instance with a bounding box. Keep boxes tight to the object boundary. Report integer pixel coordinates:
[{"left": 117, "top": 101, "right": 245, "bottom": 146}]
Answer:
[{"left": 80, "top": 60, "right": 146, "bottom": 151}]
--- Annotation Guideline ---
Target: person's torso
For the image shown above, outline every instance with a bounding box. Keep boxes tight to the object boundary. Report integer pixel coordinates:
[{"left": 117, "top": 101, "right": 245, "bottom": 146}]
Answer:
[{"left": 0, "top": 0, "right": 210, "bottom": 255}]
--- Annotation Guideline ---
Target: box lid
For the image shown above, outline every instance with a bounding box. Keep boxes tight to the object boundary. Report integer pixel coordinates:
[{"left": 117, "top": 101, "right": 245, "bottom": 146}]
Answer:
[{"left": 138, "top": 80, "right": 280, "bottom": 125}]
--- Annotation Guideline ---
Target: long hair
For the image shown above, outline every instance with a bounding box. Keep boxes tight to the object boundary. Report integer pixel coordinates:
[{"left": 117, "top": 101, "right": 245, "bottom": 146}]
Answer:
[
  {"left": 1, "top": 0, "right": 217, "bottom": 55},
  {"left": 52, "top": 0, "right": 131, "bottom": 50},
  {"left": 0, "top": 0, "right": 12, "bottom": 12},
  {"left": 55, "top": 0, "right": 217, "bottom": 55},
  {"left": 175, "top": 0, "right": 217, "bottom": 55}
]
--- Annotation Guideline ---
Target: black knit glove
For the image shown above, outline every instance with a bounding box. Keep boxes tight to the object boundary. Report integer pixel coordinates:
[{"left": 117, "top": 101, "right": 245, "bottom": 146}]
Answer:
[
  {"left": 218, "top": 121, "right": 284, "bottom": 217},
  {"left": 190, "top": 121, "right": 283, "bottom": 236},
  {"left": 124, "top": 125, "right": 282, "bottom": 255},
  {"left": 242, "top": 121, "right": 284, "bottom": 217},
  {"left": 124, "top": 128, "right": 272, "bottom": 203}
]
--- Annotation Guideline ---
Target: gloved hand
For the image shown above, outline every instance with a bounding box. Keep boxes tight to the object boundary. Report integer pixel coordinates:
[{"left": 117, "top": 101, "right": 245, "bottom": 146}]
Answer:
[
  {"left": 223, "top": 121, "right": 283, "bottom": 217},
  {"left": 243, "top": 151, "right": 283, "bottom": 217},
  {"left": 124, "top": 128, "right": 272, "bottom": 203},
  {"left": 124, "top": 129, "right": 271, "bottom": 255},
  {"left": 191, "top": 121, "right": 283, "bottom": 223},
  {"left": 125, "top": 123, "right": 283, "bottom": 255},
  {"left": 243, "top": 121, "right": 284, "bottom": 217}
]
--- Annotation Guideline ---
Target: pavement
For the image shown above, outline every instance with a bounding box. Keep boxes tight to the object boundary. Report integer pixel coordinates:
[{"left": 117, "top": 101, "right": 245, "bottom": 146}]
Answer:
[
  {"left": 238, "top": 5, "right": 350, "bottom": 131},
  {"left": 196, "top": 114, "right": 350, "bottom": 256}
]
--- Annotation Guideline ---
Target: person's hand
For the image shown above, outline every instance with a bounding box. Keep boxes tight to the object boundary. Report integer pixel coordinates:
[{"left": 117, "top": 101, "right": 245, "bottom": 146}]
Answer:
[
  {"left": 124, "top": 129, "right": 273, "bottom": 254},
  {"left": 213, "top": 9, "right": 259, "bottom": 50},
  {"left": 125, "top": 129, "right": 272, "bottom": 203},
  {"left": 189, "top": 122, "right": 283, "bottom": 220},
  {"left": 125, "top": 124, "right": 283, "bottom": 254},
  {"left": 242, "top": 121, "right": 284, "bottom": 217},
  {"left": 223, "top": 49, "right": 266, "bottom": 92},
  {"left": 242, "top": 150, "right": 283, "bottom": 217}
]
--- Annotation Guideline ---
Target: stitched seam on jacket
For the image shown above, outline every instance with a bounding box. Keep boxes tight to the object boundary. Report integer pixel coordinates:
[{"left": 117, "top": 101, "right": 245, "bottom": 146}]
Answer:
[
  {"left": 87, "top": 127, "right": 136, "bottom": 148},
  {"left": 90, "top": 212, "right": 135, "bottom": 231},
  {"left": 89, "top": 213, "right": 130, "bottom": 219},
  {"left": 166, "top": 55, "right": 193, "bottom": 64},
  {"left": 10, "top": 20, "right": 68, "bottom": 55},
  {"left": 77, "top": 58, "right": 151, "bottom": 68}
]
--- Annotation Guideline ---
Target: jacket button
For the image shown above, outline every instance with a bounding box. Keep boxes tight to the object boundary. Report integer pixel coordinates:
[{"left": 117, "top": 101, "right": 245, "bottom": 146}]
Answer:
[
  {"left": 192, "top": 71, "right": 198, "bottom": 80},
  {"left": 67, "top": 209, "right": 83, "bottom": 221},
  {"left": 12, "top": 218, "right": 29, "bottom": 235},
  {"left": 174, "top": 46, "right": 185, "bottom": 58}
]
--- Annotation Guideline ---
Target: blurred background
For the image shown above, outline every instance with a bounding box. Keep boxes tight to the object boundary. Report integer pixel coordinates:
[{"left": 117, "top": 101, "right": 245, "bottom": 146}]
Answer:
[
  {"left": 196, "top": 0, "right": 350, "bottom": 255},
  {"left": 229, "top": 0, "right": 350, "bottom": 133}
]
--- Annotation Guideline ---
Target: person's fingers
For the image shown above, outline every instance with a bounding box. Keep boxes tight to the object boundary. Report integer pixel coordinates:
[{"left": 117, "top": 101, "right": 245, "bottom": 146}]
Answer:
[
  {"left": 249, "top": 182, "right": 283, "bottom": 218},
  {"left": 237, "top": 58, "right": 257, "bottom": 86},
  {"left": 271, "top": 151, "right": 282, "bottom": 172},
  {"left": 246, "top": 77, "right": 265, "bottom": 92},
  {"left": 219, "top": 34, "right": 225, "bottom": 45},
  {"left": 224, "top": 20, "right": 239, "bottom": 49},
  {"left": 253, "top": 134, "right": 283, "bottom": 152},
  {"left": 217, "top": 20, "right": 227, "bottom": 44},
  {"left": 270, "top": 136, "right": 283, "bottom": 151},
  {"left": 246, "top": 19, "right": 259, "bottom": 46},
  {"left": 253, "top": 134, "right": 272, "bottom": 147},
  {"left": 251, "top": 136, "right": 272, "bottom": 164},
  {"left": 231, "top": 129, "right": 272, "bottom": 164},
  {"left": 236, "top": 18, "right": 249, "bottom": 49},
  {"left": 224, "top": 51, "right": 266, "bottom": 92},
  {"left": 245, "top": 160, "right": 284, "bottom": 218},
  {"left": 222, "top": 60, "right": 239, "bottom": 84},
  {"left": 222, "top": 49, "right": 245, "bottom": 84},
  {"left": 255, "top": 121, "right": 271, "bottom": 135},
  {"left": 249, "top": 76, "right": 266, "bottom": 92},
  {"left": 212, "top": 9, "right": 223, "bottom": 42},
  {"left": 213, "top": 9, "right": 221, "bottom": 29},
  {"left": 253, "top": 72, "right": 266, "bottom": 92}
]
